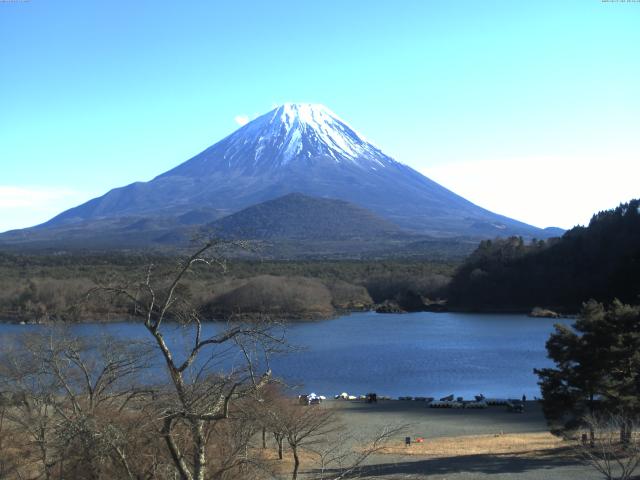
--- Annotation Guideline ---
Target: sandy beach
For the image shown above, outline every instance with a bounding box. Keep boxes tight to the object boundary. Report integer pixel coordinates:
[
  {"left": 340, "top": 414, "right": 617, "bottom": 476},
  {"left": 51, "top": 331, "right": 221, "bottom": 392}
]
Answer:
[{"left": 297, "top": 399, "right": 601, "bottom": 479}]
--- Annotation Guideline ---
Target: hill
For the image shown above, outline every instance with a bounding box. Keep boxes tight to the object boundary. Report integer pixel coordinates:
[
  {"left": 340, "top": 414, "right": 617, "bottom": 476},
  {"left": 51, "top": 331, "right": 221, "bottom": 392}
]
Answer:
[
  {"left": 210, "top": 193, "right": 401, "bottom": 240},
  {"left": 446, "top": 199, "right": 640, "bottom": 312}
]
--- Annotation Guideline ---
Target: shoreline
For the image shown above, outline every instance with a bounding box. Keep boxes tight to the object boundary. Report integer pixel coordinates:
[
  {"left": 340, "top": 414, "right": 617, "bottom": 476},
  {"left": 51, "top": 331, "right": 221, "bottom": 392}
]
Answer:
[
  {"left": 0, "top": 305, "right": 578, "bottom": 325},
  {"left": 311, "top": 399, "right": 596, "bottom": 479},
  {"left": 325, "top": 398, "right": 551, "bottom": 439}
]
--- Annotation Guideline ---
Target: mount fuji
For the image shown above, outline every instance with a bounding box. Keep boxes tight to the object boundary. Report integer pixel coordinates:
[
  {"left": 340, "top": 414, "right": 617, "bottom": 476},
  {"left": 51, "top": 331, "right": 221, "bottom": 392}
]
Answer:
[{"left": 1, "top": 103, "right": 559, "bottom": 252}]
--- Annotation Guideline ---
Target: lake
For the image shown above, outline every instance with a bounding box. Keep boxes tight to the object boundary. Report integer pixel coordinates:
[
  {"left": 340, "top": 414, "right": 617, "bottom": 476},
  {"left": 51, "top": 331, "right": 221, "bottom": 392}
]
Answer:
[{"left": 0, "top": 312, "right": 571, "bottom": 399}]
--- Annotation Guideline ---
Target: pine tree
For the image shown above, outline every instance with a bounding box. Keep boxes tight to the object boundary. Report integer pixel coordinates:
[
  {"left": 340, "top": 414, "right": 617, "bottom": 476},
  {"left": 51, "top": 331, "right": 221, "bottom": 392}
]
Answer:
[{"left": 536, "top": 300, "right": 640, "bottom": 440}]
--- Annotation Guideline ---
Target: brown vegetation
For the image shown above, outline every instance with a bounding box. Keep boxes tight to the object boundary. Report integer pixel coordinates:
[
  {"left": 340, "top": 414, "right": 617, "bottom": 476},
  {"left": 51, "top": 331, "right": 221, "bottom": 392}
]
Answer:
[
  {"left": 575, "top": 415, "right": 640, "bottom": 480},
  {"left": 0, "top": 242, "right": 405, "bottom": 480},
  {"left": 0, "top": 330, "right": 397, "bottom": 480},
  {"left": 0, "top": 253, "right": 452, "bottom": 323},
  {"left": 379, "top": 432, "right": 566, "bottom": 457},
  {"left": 204, "top": 275, "right": 336, "bottom": 320}
]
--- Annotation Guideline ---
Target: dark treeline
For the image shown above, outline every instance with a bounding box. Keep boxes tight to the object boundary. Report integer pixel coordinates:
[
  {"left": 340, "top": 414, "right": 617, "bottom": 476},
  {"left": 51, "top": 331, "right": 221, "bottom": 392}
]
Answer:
[{"left": 446, "top": 199, "right": 640, "bottom": 313}]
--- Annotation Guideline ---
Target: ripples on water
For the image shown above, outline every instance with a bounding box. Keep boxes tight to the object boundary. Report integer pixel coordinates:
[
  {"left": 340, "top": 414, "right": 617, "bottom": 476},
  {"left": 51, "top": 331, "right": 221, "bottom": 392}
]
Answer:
[{"left": 0, "top": 312, "right": 572, "bottom": 399}]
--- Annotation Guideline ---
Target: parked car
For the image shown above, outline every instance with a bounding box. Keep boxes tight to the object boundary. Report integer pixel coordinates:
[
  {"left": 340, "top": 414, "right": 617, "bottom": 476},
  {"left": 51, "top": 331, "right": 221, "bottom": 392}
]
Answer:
[{"left": 506, "top": 400, "right": 524, "bottom": 413}]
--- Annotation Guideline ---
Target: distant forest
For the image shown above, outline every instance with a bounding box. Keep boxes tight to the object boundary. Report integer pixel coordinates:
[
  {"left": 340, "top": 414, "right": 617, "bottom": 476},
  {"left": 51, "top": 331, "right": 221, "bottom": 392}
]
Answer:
[
  {"left": 446, "top": 199, "right": 640, "bottom": 312},
  {"left": 1, "top": 200, "right": 638, "bottom": 322},
  {"left": 0, "top": 254, "right": 453, "bottom": 323}
]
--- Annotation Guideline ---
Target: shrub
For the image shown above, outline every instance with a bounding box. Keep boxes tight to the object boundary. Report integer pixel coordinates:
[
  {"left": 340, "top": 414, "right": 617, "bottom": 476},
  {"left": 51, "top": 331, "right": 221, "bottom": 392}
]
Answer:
[{"left": 204, "top": 275, "right": 334, "bottom": 319}]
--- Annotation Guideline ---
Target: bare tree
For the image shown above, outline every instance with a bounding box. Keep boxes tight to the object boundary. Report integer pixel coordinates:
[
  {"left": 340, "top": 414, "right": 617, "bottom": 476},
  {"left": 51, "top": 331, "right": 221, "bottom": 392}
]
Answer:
[
  {"left": 311, "top": 424, "right": 407, "bottom": 480},
  {"left": 0, "top": 330, "right": 154, "bottom": 480},
  {"left": 280, "top": 404, "right": 338, "bottom": 480},
  {"left": 204, "top": 404, "right": 264, "bottom": 480},
  {"left": 577, "top": 414, "right": 640, "bottom": 480},
  {"left": 90, "top": 241, "right": 283, "bottom": 480},
  {"left": 250, "top": 384, "right": 293, "bottom": 462}
]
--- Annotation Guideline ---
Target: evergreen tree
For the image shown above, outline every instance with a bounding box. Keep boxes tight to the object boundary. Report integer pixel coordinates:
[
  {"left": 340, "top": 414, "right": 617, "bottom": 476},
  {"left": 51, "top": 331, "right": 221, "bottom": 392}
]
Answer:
[
  {"left": 536, "top": 300, "right": 640, "bottom": 439},
  {"left": 447, "top": 199, "right": 640, "bottom": 311}
]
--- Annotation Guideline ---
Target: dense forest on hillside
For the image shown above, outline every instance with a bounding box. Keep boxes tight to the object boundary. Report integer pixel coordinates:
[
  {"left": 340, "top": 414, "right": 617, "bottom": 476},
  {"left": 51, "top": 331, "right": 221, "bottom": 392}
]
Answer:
[{"left": 446, "top": 199, "right": 640, "bottom": 312}]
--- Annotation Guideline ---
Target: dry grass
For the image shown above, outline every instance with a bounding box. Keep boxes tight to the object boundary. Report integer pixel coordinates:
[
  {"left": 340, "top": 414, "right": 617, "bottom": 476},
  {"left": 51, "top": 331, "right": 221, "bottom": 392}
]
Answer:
[
  {"left": 379, "top": 432, "right": 567, "bottom": 458},
  {"left": 253, "top": 447, "right": 320, "bottom": 476}
]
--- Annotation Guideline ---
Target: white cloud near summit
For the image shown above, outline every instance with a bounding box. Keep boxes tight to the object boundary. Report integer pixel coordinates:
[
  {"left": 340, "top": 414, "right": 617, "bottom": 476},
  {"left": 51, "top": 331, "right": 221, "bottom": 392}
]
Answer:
[{"left": 234, "top": 115, "right": 249, "bottom": 126}]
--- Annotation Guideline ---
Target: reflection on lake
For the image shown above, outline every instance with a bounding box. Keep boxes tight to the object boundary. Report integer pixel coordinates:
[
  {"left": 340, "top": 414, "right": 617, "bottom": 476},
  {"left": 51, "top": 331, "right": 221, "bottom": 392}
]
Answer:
[{"left": 0, "top": 312, "right": 571, "bottom": 399}]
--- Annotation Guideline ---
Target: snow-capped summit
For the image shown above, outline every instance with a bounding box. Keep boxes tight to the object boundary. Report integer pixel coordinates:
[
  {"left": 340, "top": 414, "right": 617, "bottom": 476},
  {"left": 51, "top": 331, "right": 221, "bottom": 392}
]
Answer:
[
  {"left": 166, "top": 103, "right": 395, "bottom": 175},
  {"left": 30, "top": 103, "right": 554, "bottom": 240},
  {"left": 266, "top": 103, "right": 381, "bottom": 164}
]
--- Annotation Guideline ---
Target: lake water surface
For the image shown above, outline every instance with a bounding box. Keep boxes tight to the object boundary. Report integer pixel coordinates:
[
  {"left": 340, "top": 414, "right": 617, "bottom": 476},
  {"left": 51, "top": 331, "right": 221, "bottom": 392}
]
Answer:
[{"left": 0, "top": 312, "right": 571, "bottom": 399}]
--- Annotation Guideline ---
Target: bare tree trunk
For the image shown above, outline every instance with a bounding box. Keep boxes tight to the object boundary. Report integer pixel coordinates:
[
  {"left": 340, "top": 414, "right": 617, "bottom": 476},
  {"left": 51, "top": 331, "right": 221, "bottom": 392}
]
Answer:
[
  {"left": 0, "top": 407, "right": 4, "bottom": 451},
  {"left": 262, "top": 427, "right": 267, "bottom": 449},
  {"left": 291, "top": 445, "right": 300, "bottom": 480},
  {"left": 588, "top": 394, "right": 595, "bottom": 447},
  {"left": 163, "top": 418, "right": 193, "bottom": 480},
  {"left": 113, "top": 446, "right": 136, "bottom": 480},
  {"left": 274, "top": 433, "right": 284, "bottom": 460},
  {"left": 37, "top": 428, "right": 52, "bottom": 480},
  {"left": 193, "top": 420, "right": 207, "bottom": 480},
  {"left": 621, "top": 417, "right": 633, "bottom": 446},
  {"left": 621, "top": 420, "right": 630, "bottom": 446}
]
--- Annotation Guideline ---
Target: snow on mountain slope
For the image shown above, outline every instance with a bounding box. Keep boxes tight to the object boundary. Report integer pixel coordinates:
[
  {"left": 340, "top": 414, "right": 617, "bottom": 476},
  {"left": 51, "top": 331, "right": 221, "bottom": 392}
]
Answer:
[
  {"left": 272, "top": 103, "right": 384, "bottom": 164},
  {"left": 161, "top": 103, "right": 395, "bottom": 177}
]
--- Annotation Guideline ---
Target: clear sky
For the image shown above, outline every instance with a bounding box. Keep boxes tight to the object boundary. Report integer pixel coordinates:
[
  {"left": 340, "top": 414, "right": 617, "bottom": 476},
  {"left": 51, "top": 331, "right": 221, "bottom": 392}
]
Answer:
[{"left": 1, "top": 0, "right": 638, "bottom": 233}]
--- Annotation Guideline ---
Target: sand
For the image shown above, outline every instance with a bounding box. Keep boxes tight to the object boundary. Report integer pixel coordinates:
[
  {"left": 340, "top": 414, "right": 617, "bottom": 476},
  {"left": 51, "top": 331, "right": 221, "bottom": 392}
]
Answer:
[{"left": 292, "top": 399, "right": 602, "bottom": 479}]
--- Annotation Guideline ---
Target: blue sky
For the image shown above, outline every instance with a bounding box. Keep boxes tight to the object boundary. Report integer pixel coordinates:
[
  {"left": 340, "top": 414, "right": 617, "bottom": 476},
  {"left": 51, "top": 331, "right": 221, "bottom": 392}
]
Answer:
[{"left": 1, "top": 0, "right": 639, "bottom": 232}]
